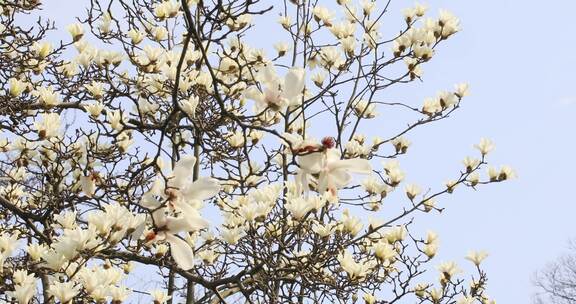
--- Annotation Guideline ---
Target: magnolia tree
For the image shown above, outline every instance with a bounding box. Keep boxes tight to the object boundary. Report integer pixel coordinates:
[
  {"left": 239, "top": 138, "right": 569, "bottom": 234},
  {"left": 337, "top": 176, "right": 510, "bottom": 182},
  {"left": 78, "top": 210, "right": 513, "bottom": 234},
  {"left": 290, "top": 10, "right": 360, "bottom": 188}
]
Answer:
[
  {"left": 533, "top": 240, "right": 576, "bottom": 304},
  {"left": 0, "top": 0, "right": 513, "bottom": 303}
]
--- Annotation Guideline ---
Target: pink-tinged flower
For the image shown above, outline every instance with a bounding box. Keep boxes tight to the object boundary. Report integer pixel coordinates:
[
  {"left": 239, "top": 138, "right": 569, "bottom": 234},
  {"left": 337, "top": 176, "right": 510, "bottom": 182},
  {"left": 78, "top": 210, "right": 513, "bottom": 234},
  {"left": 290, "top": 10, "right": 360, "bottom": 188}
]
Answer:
[
  {"left": 244, "top": 65, "right": 305, "bottom": 112},
  {"left": 141, "top": 155, "right": 220, "bottom": 270},
  {"left": 298, "top": 147, "right": 371, "bottom": 195}
]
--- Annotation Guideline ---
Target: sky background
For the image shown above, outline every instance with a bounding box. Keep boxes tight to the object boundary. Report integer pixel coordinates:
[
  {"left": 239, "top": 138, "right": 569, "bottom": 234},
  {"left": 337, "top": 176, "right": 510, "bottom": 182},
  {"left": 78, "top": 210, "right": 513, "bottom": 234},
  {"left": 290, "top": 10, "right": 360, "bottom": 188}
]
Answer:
[{"left": 36, "top": 0, "right": 576, "bottom": 302}]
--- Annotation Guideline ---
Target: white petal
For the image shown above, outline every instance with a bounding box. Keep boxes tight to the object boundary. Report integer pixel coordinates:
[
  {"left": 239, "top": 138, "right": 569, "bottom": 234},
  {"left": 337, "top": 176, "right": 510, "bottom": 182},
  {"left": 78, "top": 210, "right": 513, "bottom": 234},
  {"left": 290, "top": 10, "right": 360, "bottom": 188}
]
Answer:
[
  {"left": 182, "top": 177, "right": 220, "bottom": 201},
  {"left": 283, "top": 68, "right": 305, "bottom": 100},
  {"left": 329, "top": 159, "right": 372, "bottom": 174},
  {"left": 169, "top": 156, "right": 196, "bottom": 188},
  {"left": 168, "top": 203, "right": 209, "bottom": 232},
  {"left": 299, "top": 153, "right": 323, "bottom": 173},
  {"left": 244, "top": 86, "right": 265, "bottom": 102},
  {"left": 166, "top": 234, "right": 194, "bottom": 270}
]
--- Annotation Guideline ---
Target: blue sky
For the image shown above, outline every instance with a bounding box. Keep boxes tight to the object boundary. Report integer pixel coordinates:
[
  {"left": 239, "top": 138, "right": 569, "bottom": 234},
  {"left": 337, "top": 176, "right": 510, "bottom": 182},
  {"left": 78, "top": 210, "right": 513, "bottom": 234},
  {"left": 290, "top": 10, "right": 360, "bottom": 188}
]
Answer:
[{"left": 38, "top": 0, "right": 576, "bottom": 302}]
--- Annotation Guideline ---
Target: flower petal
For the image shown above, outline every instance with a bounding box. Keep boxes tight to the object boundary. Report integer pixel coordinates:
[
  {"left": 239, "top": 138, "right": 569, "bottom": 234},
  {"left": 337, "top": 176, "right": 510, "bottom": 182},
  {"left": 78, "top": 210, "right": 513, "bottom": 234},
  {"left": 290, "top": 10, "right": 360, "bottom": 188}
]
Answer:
[
  {"left": 182, "top": 177, "right": 220, "bottom": 201},
  {"left": 283, "top": 67, "right": 305, "bottom": 101},
  {"left": 166, "top": 234, "right": 194, "bottom": 270}
]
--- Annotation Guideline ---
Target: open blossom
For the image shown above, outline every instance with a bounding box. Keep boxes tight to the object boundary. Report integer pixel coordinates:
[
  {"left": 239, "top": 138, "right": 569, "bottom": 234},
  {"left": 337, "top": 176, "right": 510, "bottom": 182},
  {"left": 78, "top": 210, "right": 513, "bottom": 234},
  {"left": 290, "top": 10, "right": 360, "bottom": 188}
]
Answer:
[
  {"left": 372, "top": 240, "right": 397, "bottom": 262},
  {"left": 48, "top": 281, "right": 80, "bottom": 303},
  {"left": 66, "top": 23, "right": 84, "bottom": 41},
  {"left": 273, "top": 42, "right": 289, "bottom": 57},
  {"left": 475, "top": 138, "right": 495, "bottom": 155},
  {"left": 150, "top": 290, "right": 171, "bottom": 304},
  {"left": 455, "top": 83, "right": 470, "bottom": 98},
  {"left": 383, "top": 160, "right": 405, "bottom": 186},
  {"left": 341, "top": 209, "right": 363, "bottom": 236},
  {"left": 85, "top": 81, "right": 105, "bottom": 99},
  {"left": 180, "top": 95, "right": 199, "bottom": 118},
  {"left": 298, "top": 146, "right": 371, "bottom": 195},
  {"left": 353, "top": 99, "right": 377, "bottom": 118},
  {"left": 128, "top": 29, "right": 145, "bottom": 44},
  {"left": 438, "top": 261, "right": 462, "bottom": 281},
  {"left": 9, "top": 78, "right": 27, "bottom": 96},
  {"left": 32, "top": 41, "right": 52, "bottom": 58},
  {"left": 154, "top": 0, "right": 180, "bottom": 19},
  {"left": 466, "top": 250, "right": 489, "bottom": 266},
  {"left": 226, "top": 131, "right": 245, "bottom": 148},
  {"left": 337, "top": 251, "right": 374, "bottom": 281},
  {"left": 244, "top": 65, "right": 306, "bottom": 112},
  {"left": 141, "top": 155, "right": 220, "bottom": 270},
  {"left": 0, "top": 232, "right": 20, "bottom": 273},
  {"left": 286, "top": 196, "right": 315, "bottom": 220},
  {"left": 220, "top": 226, "right": 245, "bottom": 245},
  {"left": 34, "top": 113, "right": 61, "bottom": 139},
  {"left": 35, "top": 86, "right": 60, "bottom": 107},
  {"left": 405, "top": 183, "right": 422, "bottom": 200},
  {"left": 8, "top": 271, "right": 36, "bottom": 304},
  {"left": 107, "top": 109, "right": 125, "bottom": 131}
]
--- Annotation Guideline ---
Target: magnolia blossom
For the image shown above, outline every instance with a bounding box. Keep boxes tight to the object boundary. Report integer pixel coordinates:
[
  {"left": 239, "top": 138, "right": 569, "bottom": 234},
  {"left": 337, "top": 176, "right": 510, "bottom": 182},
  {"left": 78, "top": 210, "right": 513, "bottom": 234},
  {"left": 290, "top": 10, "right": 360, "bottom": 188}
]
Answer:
[
  {"left": 298, "top": 146, "right": 371, "bottom": 195},
  {"left": 34, "top": 113, "right": 61, "bottom": 139},
  {"left": 150, "top": 290, "right": 171, "bottom": 304},
  {"left": 475, "top": 138, "right": 495, "bottom": 155},
  {"left": 245, "top": 65, "right": 305, "bottom": 112},
  {"left": 337, "top": 251, "right": 374, "bottom": 281},
  {"left": 35, "top": 86, "right": 60, "bottom": 107},
  {"left": 0, "top": 232, "right": 20, "bottom": 273},
  {"left": 66, "top": 23, "right": 84, "bottom": 41},
  {"left": 7, "top": 271, "right": 36, "bottom": 304},
  {"left": 141, "top": 155, "right": 220, "bottom": 270},
  {"left": 466, "top": 250, "right": 489, "bottom": 266},
  {"left": 8, "top": 78, "right": 26, "bottom": 96},
  {"left": 48, "top": 281, "right": 80, "bottom": 303}
]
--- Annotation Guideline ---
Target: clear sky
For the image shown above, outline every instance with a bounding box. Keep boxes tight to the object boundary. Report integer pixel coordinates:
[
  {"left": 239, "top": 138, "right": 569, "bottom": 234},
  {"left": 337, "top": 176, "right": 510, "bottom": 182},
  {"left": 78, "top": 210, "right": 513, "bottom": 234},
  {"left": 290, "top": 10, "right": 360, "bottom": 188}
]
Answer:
[{"left": 37, "top": 0, "right": 576, "bottom": 302}]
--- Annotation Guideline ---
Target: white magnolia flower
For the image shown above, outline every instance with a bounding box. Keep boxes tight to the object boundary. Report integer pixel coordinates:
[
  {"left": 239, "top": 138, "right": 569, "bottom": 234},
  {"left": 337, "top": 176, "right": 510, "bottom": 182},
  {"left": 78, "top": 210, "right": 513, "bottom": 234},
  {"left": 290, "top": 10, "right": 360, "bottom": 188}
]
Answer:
[
  {"left": 32, "top": 42, "right": 52, "bottom": 58},
  {"left": 220, "top": 226, "right": 245, "bottom": 245},
  {"left": 109, "top": 285, "right": 131, "bottom": 302},
  {"left": 353, "top": 99, "right": 377, "bottom": 119},
  {"left": 9, "top": 78, "right": 27, "bottom": 97},
  {"left": 341, "top": 209, "right": 363, "bottom": 236},
  {"left": 26, "top": 243, "right": 48, "bottom": 261},
  {"left": 455, "top": 83, "right": 470, "bottom": 98},
  {"left": 405, "top": 183, "right": 422, "bottom": 200},
  {"left": 66, "top": 23, "right": 84, "bottom": 41},
  {"left": 34, "top": 113, "right": 61, "bottom": 139},
  {"left": 437, "top": 261, "right": 462, "bottom": 280},
  {"left": 141, "top": 155, "right": 220, "bottom": 270},
  {"left": 298, "top": 146, "right": 371, "bottom": 195},
  {"left": 244, "top": 65, "right": 305, "bottom": 112},
  {"left": 128, "top": 29, "right": 145, "bottom": 44},
  {"left": 80, "top": 174, "right": 97, "bottom": 197},
  {"left": 35, "top": 86, "right": 60, "bottom": 107},
  {"left": 85, "top": 81, "right": 105, "bottom": 100},
  {"left": 475, "top": 138, "right": 495, "bottom": 155},
  {"left": 372, "top": 241, "right": 396, "bottom": 262},
  {"left": 285, "top": 196, "right": 315, "bottom": 220},
  {"left": 337, "top": 251, "right": 373, "bottom": 280},
  {"left": 106, "top": 109, "right": 125, "bottom": 131},
  {"left": 226, "top": 131, "right": 245, "bottom": 148},
  {"left": 456, "top": 296, "right": 475, "bottom": 304},
  {"left": 180, "top": 95, "right": 199, "bottom": 118},
  {"left": 150, "top": 289, "right": 171, "bottom": 304},
  {"left": 273, "top": 42, "right": 289, "bottom": 57},
  {"left": 7, "top": 282, "right": 36, "bottom": 304},
  {"left": 465, "top": 250, "right": 489, "bottom": 266},
  {"left": 0, "top": 232, "right": 20, "bottom": 273},
  {"left": 48, "top": 281, "right": 80, "bottom": 303}
]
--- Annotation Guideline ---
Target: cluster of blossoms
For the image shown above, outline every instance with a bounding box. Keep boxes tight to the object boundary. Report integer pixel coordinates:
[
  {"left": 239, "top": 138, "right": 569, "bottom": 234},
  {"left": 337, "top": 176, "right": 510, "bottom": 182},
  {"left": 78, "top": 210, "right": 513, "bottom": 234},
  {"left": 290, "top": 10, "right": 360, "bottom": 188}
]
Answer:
[{"left": 0, "top": 0, "right": 511, "bottom": 303}]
